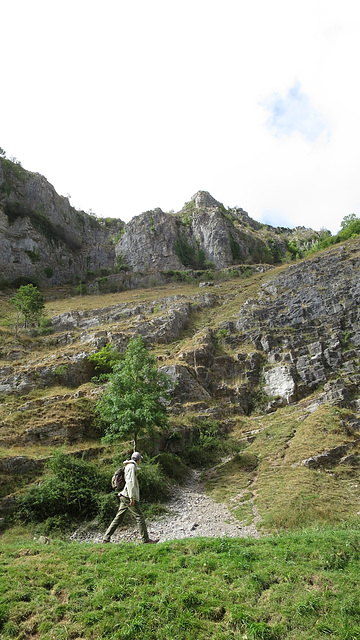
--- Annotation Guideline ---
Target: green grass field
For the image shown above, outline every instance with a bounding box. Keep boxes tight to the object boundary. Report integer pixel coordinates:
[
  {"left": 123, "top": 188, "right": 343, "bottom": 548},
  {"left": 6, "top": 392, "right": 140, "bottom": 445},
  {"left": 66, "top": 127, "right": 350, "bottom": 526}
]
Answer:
[{"left": 1, "top": 525, "right": 360, "bottom": 639}]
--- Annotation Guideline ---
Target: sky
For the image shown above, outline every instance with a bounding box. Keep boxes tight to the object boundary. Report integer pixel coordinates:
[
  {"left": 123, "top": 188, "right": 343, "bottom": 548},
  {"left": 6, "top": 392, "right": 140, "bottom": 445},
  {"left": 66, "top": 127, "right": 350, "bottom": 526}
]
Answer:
[{"left": 1, "top": 0, "right": 360, "bottom": 234}]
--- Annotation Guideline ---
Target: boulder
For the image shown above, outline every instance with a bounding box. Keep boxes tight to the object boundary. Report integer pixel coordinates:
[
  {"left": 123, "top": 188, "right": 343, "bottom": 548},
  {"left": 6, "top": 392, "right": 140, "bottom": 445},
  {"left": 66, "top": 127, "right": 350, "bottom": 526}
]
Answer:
[
  {"left": 159, "top": 364, "right": 211, "bottom": 403},
  {"left": 264, "top": 365, "right": 296, "bottom": 403}
]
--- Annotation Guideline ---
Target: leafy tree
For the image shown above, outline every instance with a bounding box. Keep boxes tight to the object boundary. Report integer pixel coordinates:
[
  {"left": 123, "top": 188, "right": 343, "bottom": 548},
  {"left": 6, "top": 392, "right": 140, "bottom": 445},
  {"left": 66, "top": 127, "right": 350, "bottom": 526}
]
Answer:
[
  {"left": 340, "top": 213, "right": 358, "bottom": 229},
  {"left": 337, "top": 214, "right": 360, "bottom": 241},
  {"left": 96, "top": 335, "right": 172, "bottom": 448},
  {"left": 10, "top": 284, "right": 45, "bottom": 335}
]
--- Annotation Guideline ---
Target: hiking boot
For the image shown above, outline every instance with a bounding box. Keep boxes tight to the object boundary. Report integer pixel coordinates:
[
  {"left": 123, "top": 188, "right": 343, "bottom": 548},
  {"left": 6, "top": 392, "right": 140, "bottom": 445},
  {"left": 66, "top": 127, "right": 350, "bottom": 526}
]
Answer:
[{"left": 144, "top": 538, "right": 159, "bottom": 544}]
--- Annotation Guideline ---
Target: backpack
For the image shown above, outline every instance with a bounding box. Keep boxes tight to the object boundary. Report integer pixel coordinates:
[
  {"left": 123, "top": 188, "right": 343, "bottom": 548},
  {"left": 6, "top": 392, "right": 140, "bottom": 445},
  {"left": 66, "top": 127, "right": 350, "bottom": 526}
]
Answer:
[{"left": 111, "top": 466, "right": 125, "bottom": 491}]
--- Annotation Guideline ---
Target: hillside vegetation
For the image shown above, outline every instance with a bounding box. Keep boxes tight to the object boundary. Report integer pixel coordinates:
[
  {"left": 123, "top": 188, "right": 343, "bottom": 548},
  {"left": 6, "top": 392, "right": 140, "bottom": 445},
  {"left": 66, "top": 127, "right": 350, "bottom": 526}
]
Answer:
[
  {"left": 2, "top": 228, "right": 360, "bottom": 638},
  {"left": 1, "top": 236, "right": 360, "bottom": 532}
]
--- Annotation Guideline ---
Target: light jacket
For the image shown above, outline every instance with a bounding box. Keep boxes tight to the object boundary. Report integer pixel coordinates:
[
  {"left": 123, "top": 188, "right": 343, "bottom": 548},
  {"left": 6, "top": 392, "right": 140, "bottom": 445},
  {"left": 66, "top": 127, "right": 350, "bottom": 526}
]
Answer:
[{"left": 120, "top": 460, "right": 140, "bottom": 501}]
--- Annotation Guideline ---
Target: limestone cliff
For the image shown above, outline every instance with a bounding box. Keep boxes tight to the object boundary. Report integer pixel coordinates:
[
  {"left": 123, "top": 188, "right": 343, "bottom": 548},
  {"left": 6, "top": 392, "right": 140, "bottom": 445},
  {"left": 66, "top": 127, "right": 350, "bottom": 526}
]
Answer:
[
  {"left": 0, "top": 157, "right": 121, "bottom": 286},
  {"left": 115, "top": 190, "right": 318, "bottom": 273},
  {"left": 0, "top": 158, "right": 319, "bottom": 288}
]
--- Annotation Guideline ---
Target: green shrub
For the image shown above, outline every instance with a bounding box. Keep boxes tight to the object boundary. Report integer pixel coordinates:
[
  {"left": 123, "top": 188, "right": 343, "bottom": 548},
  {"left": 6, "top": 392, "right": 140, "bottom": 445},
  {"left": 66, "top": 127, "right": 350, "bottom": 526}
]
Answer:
[
  {"left": 88, "top": 343, "right": 123, "bottom": 380},
  {"left": 152, "top": 452, "right": 189, "bottom": 483},
  {"left": 0, "top": 278, "right": 10, "bottom": 289},
  {"left": 286, "top": 240, "right": 301, "bottom": 260},
  {"left": 44, "top": 266, "right": 53, "bottom": 278},
  {"left": 75, "top": 282, "right": 88, "bottom": 295},
  {"left": 174, "top": 233, "right": 212, "bottom": 270},
  {"left": 24, "top": 249, "right": 40, "bottom": 264},
  {"left": 10, "top": 275, "right": 39, "bottom": 288},
  {"left": 41, "top": 514, "right": 73, "bottom": 535},
  {"left": 116, "top": 254, "right": 129, "bottom": 272},
  {"left": 182, "top": 421, "right": 225, "bottom": 467},
  {"left": 266, "top": 238, "right": 282, "bottom": 263},
  {"left": 96, "top": 492, "right": 121, "bottom": 527},
  {"left": 138, "top": 462, "right": 171, "bottom": 503},
  {"left": 229, "top": 232, "right": 243, "bottom": 261},
  {"left": 169, "top": 270, "right": 194, "bottom": 282},
  {"left": 54, "top": 364, "right": 68, "bottom": 378},
  {"left": 16, "top": 452, "right": 108, "bottom": 524},
  {"left": 37, "top": 317, "right": 53, "bottom": 336},
  {"left": 98, "top": 276, "right": 109, "bottom": 292}
]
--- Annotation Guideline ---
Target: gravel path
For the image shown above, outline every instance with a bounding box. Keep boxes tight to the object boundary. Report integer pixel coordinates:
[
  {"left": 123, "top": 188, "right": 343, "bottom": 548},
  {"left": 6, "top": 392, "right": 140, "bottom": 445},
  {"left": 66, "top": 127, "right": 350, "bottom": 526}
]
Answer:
[{"left": 70, "top": 469, "right": 261, "bottom": 544}]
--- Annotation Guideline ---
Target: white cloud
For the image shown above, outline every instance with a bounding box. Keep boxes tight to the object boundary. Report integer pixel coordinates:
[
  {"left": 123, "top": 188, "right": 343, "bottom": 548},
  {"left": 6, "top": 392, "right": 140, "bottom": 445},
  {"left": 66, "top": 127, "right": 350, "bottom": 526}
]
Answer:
[{"left": 262, "top": 82, "right": 329, "bottom": 142}]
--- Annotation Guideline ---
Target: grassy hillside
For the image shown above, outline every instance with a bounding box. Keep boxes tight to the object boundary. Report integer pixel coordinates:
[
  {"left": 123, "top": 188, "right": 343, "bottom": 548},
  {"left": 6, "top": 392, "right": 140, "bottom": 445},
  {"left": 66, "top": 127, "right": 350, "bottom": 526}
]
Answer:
[
  {"left": 2, "top": 242, "right": 360, "bottom": 638},
  {"left": 1, "top": 252, "right": 360, "bottom": 532}
]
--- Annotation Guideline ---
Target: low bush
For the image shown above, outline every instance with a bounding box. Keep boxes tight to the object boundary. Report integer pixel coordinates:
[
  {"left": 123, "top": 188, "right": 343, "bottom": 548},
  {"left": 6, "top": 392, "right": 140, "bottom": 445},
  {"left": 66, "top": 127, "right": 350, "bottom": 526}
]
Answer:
[
  {"left": 87, "top": 342, "right": 123, "bottom": 380},
  {"left": 152, "top": 452, "right": 189, "bottom": 483},
  {"left": 182, "top": 421, "right": 226, "bottom": 467},
  {"left": 96, "top": 492, "right": 121, "bottom": 527},
  {"left": 15, "top": 451, "right": 175, "bottom": 532},
  {"left": 138, "top": 462, "right": 171, "bottom": 503},
  {"left": 16, "top": 452, "right": 108, "bottom": 526}
]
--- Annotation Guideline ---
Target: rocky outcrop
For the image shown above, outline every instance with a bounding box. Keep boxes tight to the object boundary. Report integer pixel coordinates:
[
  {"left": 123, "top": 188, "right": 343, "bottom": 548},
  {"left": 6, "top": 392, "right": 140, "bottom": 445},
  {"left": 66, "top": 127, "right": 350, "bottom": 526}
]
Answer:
[
  {"left": 0, "top": 294, "right": 218, "bottom": 399},
  {"left": 2, "top": 238, "right": 360, "bottom": 429},
  {"left": 303, "top": 440, "right": 360, "bottom": 468},
  {"left": 115, "top": 209, "right": 182, "bottom": 272},
  {"left": 0, "top": 157, "right": 121, "bottom": 286},
  {"left": 1, "top": 157, "right": 320, "bottom": 287},
  {"left": 0, "top": 455, "right": 47, "bottom": 474},
  {"left": 232, "top": 241, "right": 360, "bottom": 408},
  {"left": 160, "top": 364, "right": 211, "bottom": 404},
  {"left": 115, "top": 191, "right": 318, "bottom": 274}
]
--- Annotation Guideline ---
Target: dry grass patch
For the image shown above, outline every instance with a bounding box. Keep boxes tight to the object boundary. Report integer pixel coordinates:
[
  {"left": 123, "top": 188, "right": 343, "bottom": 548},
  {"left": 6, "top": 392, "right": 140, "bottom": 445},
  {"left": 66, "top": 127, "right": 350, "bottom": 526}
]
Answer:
[
  {"left": 0, "top": 389, "right": 98, "bottom": 446},
  {"left": 205, "top": 452, "right": 258, "bottom": 491},
  {"left": 241, "top": 404, "right": 360, "bottom": 531},
  {"left": 44, "top": 282, "right": 202, "bottom": 317},
  {"left": 283, "top": 405, "right": 357, "bottom": 465}
]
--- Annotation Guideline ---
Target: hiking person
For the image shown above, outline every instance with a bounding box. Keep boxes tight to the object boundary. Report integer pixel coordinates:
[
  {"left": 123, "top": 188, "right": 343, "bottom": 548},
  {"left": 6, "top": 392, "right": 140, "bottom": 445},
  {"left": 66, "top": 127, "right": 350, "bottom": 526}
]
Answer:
[{"left": 102, "top": 452, "right": 158, "bottom": 544}]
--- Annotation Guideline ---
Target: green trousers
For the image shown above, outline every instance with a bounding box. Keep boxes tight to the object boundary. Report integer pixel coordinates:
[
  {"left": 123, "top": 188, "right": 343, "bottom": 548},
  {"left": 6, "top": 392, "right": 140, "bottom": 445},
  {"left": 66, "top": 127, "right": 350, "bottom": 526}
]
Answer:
[{"left": 103, "top": 495, "right": 149, "bottom": 543}]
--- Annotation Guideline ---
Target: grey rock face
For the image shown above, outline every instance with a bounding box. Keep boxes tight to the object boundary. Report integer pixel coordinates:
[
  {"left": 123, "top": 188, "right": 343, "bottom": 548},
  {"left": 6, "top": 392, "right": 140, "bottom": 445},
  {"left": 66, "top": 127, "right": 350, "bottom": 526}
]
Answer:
[
  {"left": 1, "top": 157, "right": 319, "bottom": 286},
  {"left": 116, "top": 209, "right": 182, "bottom": 272},
  {"left": 160, "top": 364, "right": 211, "bottom": 403},
  {"left": 303, "top": 439, "right": 360, "bottom": 468},
  {"left": 115, "top": 190, "right": 300, "bottom": 274},
  {"left": 0, "top": 455, "right": 46, "bottom": 474},
  {"left": 0, "top": 158, "right": 119, "bottom": 285},
  {"left": 233, "top": 240, "right": 360, "bottom": 406}
]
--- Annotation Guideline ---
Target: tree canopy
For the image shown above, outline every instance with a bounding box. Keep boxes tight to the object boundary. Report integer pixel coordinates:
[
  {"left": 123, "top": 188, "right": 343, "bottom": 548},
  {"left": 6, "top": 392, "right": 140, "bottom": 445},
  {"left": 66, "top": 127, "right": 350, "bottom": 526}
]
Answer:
[
  {"left": 10, "top": 284, "right": 45, "bottom": 335},
  {"left": 337, "top": 213, "right": 360, "bottom": 240},
  {"left": 96, "top": 335, "right": 172, "bottom": 448}
]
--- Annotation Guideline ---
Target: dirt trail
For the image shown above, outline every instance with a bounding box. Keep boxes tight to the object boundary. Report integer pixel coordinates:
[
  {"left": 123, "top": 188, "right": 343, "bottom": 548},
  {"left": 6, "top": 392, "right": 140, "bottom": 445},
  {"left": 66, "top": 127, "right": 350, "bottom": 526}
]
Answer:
[{"left": 70, "top": 469, "right": 261, "bottom": 544}]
